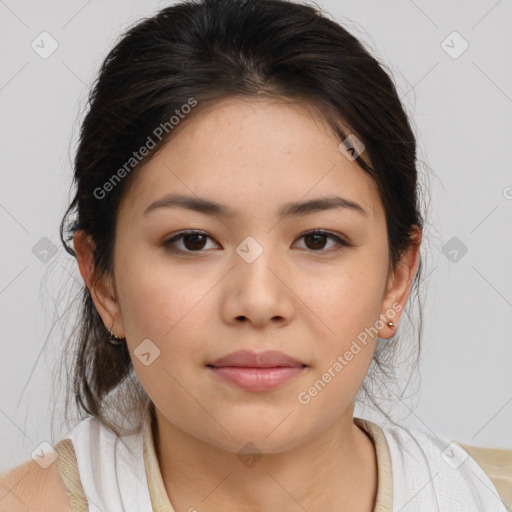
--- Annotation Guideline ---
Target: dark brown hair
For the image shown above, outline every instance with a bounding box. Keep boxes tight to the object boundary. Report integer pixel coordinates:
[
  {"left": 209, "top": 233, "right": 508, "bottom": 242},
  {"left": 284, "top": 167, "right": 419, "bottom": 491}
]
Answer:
[{"left": 58, "top": 0, "right": 427, "bottom": 434}]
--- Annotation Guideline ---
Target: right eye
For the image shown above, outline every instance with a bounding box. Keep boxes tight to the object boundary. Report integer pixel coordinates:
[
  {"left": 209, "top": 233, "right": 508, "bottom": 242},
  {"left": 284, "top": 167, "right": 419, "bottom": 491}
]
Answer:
[{"left": 162, "top": 230, "right": 220, "bottom": 253}]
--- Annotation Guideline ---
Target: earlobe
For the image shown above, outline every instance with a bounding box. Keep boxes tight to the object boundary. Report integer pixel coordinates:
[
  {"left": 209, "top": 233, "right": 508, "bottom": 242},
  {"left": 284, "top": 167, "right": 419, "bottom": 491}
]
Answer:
[
  {"left": 379, "top": 225, "right": 422, "bottom": 338},
  {"left": 73, "top": 230, "right": 125, "bottom": 338}
]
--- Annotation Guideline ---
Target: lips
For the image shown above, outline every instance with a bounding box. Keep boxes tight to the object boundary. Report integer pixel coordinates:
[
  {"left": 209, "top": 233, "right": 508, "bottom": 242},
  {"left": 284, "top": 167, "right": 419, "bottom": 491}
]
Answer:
[
  {"left": 207, "top": 349, "right": 307, "bottom": 368},
  {"left": 207, "top": 350, "right": 308, "bottom": 391}
]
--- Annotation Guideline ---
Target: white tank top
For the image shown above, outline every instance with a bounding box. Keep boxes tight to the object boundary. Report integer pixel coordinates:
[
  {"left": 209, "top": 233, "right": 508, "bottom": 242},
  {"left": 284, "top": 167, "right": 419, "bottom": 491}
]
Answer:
[
  {"left": 59, "top": 413, "right": 153, "bottom": 511},
  {"left": 54, "top": 405, "right": 509, "bottom": 512}
]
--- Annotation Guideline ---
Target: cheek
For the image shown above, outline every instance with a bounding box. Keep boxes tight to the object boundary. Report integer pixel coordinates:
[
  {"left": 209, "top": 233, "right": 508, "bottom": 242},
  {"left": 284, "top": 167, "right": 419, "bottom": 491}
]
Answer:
[
  {"left": 297, "top": 261, "right": 387, "bottom": 343},
  {"left": 116, "top": 250, "right": 202, "bottom": 336},
  {"left": 118, "top": 263, "right": 217, "bottom": 380},
  {"left": 295, "top": 270, "right": 382, "bottom": 415},
  {"left": 117, "top": 267, "right": 210, "bottom": 399}
]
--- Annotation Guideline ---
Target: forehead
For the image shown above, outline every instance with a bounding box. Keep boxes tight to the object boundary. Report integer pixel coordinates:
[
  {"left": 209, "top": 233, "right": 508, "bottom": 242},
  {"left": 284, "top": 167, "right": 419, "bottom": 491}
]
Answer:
[{"left": 117, "top": 97, "right": 382, "bottom": 223}]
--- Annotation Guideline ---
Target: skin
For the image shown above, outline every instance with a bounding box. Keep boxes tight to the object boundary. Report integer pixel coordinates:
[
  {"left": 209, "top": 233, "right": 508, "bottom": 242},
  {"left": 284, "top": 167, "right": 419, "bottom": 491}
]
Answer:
[{"left": 74, "top": 96, "right": 421, "bottom": 512}]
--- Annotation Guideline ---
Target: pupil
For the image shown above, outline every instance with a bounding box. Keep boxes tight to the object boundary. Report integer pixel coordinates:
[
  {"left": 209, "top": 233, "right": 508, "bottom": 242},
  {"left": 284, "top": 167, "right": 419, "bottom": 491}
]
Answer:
[
  {"left": 185, "top": 234, "right": 206, "bottom": 250},
  {"left": 307, "top": 234, "right": 325, "bottom": 250}
]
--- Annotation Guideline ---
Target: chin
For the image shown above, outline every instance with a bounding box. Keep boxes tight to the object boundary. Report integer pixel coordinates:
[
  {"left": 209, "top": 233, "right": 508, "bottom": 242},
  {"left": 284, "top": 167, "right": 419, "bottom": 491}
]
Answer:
[{"left": 200, "top": 419, "right": 310, "bottom": 455}]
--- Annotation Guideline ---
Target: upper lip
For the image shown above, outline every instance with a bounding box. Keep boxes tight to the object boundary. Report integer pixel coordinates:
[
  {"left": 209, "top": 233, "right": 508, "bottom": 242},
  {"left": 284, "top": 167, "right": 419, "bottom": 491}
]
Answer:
[{"left": 208, "top": 350, "right": 307, "bottom": 368}]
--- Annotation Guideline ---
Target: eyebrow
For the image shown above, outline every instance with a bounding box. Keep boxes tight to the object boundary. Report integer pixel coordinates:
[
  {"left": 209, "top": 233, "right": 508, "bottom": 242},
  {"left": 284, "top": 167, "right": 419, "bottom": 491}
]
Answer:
[{"left": 143, "top": 193, "right": 368, "bottom": 218}]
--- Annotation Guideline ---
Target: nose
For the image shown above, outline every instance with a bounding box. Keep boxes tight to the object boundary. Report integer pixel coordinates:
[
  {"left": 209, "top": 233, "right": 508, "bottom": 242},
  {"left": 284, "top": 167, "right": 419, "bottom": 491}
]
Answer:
[{"left": 222, "top": 239, "right": 295, "bottom": 328}]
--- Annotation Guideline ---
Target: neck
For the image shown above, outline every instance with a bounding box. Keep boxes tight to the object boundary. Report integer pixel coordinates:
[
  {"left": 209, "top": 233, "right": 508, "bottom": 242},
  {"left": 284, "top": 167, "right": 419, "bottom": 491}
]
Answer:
[{"left": 151, "top": 406, "right": 378, "bottom": 512}]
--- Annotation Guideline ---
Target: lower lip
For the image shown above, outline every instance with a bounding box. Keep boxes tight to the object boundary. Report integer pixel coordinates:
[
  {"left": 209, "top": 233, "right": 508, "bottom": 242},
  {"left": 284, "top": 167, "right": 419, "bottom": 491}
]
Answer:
[{"left": 208, "top": 366, "right": 305, "bottom": 391}]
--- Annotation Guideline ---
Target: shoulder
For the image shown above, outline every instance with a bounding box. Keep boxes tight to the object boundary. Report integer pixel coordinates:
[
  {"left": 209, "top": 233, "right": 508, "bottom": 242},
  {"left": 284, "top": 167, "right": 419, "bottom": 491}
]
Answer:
[
  {"left": 456, "top": 442, "right": 512, "bottom": 511},
  {"left": 0, "top": 416, "right": 97, "bottom": 512},
  {"left": 0, "top": 456, "right": 71, "bottom": 512}
]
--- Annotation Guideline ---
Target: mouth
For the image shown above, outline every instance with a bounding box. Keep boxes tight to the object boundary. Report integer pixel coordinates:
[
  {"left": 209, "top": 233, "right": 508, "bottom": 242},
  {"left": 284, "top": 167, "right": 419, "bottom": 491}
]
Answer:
[
  {"left": 208, "top": 349, "right": 307, "bottom": 368},
  {"left": 206, "top": 349, "right": 308, "bottom": 391},
  {"left": 207, "top": 365, "right": 307, "bottom": 391}
]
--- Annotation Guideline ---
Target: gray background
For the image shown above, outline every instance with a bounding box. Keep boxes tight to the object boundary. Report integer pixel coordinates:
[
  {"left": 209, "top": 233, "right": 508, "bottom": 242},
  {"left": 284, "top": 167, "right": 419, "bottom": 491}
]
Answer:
[{"left": 1, "top": 0, "right": 511, "bottom": 472}]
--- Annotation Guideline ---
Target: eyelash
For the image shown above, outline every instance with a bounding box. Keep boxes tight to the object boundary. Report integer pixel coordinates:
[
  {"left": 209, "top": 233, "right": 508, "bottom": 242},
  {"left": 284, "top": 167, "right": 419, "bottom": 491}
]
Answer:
[{"left": 162, "top": 229, "right": 350, "bottom": 254}]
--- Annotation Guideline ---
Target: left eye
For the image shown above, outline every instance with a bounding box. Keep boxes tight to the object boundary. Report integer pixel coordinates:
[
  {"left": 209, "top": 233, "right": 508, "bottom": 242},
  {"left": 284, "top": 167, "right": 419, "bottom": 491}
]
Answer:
[
  {"left": 296, "top": 230, "right": 350, "bottom": 251},
  {"left": 162, "top": 229, "right": 349, "bottom": 254}
]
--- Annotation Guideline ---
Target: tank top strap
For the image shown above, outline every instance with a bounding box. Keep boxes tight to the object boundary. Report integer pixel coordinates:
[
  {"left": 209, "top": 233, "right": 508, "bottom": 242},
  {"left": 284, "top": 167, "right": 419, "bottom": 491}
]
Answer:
[
  {"left": 354, "top": 416, "right": 394, "bottom": 512},
  {"left": 53, "top": 438, "right": 89, "bottom": 512}
]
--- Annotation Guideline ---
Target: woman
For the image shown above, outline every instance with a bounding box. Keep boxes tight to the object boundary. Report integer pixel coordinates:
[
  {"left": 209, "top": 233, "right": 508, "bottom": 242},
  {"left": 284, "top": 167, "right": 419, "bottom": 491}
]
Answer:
[{"left": 1, "top": 0, "right": 510, "bottom": 510}]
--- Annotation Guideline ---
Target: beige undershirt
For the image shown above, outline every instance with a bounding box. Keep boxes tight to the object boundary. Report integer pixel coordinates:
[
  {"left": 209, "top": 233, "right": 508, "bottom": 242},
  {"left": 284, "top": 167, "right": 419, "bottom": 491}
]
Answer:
[{"left": 142, "top": 402, "right": 393, "bottom": 512}]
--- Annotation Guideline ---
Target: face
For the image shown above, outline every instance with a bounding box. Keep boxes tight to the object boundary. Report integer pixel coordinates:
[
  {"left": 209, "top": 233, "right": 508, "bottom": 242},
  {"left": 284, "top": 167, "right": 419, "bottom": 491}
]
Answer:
[{"left": 76, "top": 97, "right": 420, "bottom": 454}]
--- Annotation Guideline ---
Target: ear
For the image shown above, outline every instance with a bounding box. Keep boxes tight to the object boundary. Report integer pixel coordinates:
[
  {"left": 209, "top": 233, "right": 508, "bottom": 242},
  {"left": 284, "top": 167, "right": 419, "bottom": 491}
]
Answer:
[
  {"left": 379, "top": 225, "right": 422, "bottom": 339},
  {"left": 73, "top": 229, "right": 125, "bottom": 338}
]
